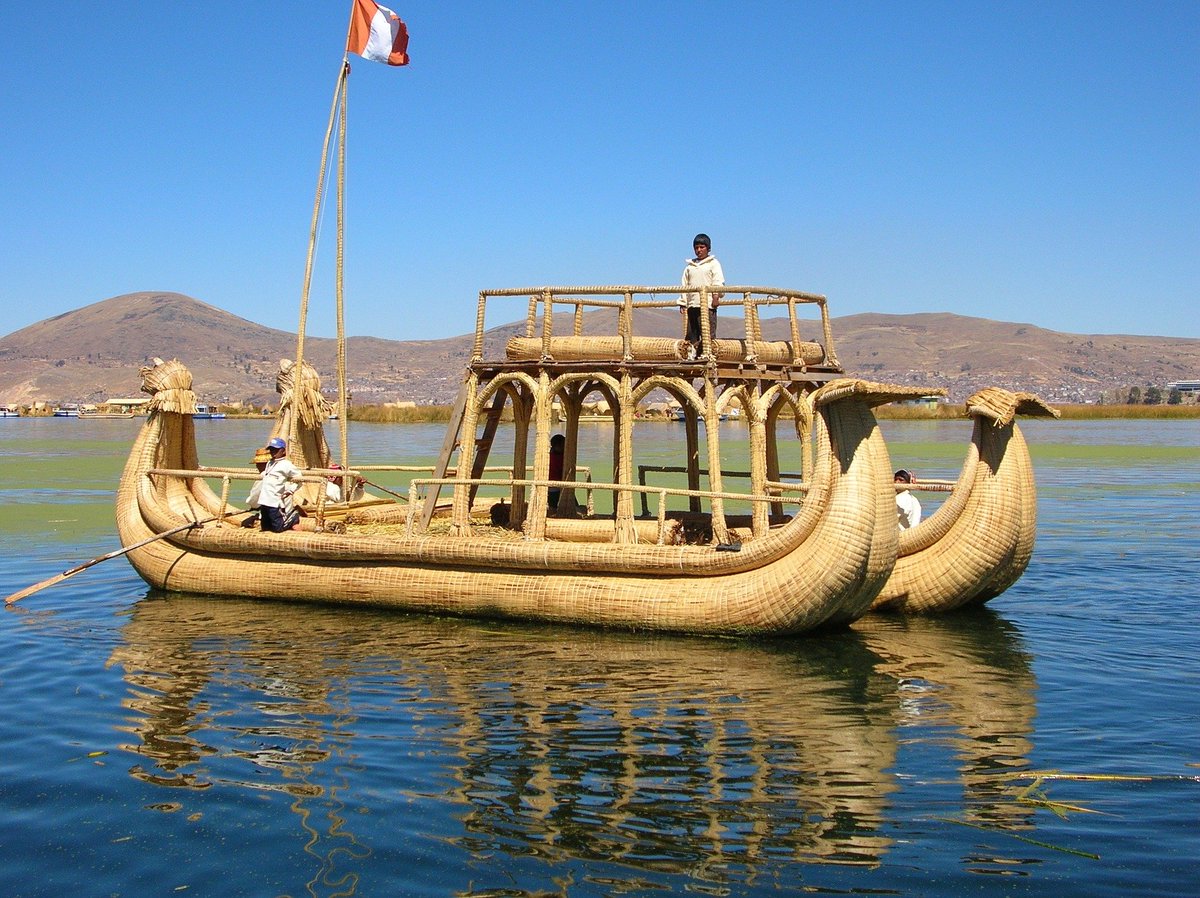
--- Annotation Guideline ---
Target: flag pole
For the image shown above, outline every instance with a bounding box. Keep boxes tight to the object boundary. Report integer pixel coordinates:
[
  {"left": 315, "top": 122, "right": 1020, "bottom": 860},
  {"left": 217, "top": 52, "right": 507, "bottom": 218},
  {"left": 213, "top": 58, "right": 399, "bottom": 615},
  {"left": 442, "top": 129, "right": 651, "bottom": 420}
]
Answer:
[
  {"left": 335, "top": 57, "right": 351, "bottom": 486},
  {"left": 342, "top": 0, "right": 360, "bottom": 60},
  {"left": 335, "top": 0, "right": 358, "bottom": 481}
]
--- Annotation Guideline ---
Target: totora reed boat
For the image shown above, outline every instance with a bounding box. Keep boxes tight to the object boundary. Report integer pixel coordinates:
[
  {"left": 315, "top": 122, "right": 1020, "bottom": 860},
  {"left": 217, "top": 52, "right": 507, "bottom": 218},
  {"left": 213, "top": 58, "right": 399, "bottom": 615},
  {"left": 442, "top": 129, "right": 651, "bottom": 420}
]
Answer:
[
  {"left": 114, "top": 281, "right": 1056, "bottom": 635},
  {"left": 106, "top": 22, "right": 1057, "bottom": 635}
]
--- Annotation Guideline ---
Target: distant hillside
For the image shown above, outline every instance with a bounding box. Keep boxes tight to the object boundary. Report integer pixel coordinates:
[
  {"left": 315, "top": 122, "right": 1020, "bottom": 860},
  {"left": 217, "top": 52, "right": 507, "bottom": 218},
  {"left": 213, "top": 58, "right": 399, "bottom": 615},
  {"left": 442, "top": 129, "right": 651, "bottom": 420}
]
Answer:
[
  {"left": 0, "top": 292, "right": 480, "bottom": 407},
  {"left": 1, "top": 291, "right": 1197, "bottom": 407}
]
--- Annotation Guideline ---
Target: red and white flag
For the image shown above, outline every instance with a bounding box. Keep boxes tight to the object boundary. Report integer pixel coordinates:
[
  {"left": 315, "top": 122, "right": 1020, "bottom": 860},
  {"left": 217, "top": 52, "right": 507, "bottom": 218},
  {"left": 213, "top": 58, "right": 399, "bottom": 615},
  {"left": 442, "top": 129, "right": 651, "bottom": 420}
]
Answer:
[{"left": 347, "top": 0, "right": 410, "bottom": 66}]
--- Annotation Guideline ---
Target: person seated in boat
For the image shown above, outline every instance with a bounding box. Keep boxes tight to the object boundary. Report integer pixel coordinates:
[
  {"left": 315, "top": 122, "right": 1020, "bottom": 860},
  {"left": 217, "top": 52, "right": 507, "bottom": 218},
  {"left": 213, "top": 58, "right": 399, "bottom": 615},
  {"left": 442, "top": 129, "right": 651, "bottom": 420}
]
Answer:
[
  {"left": 547, "top": 433, "right": 565, "bottom": 513},
  {"left": 257, "top": 437, "right": 302, "bottom": 532},
  {"left": 678, "top": 233, "right": 724, "bottom": 360},
  {"left": 240, "top": 446, "right": 273, "bottom": 528},
  {"left": 894, "top": 469, "right": 922, "bottom": 531},
  {"left": 323, "top": 462, "right": 365, "bottom": 504}
]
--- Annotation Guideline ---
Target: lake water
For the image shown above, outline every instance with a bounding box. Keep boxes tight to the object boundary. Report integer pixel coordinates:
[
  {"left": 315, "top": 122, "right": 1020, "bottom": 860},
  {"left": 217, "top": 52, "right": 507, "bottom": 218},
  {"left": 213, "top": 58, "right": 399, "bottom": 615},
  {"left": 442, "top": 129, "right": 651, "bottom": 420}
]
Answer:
[{"left": 1, "top": 416, "right": 1197, "bottom": 897}]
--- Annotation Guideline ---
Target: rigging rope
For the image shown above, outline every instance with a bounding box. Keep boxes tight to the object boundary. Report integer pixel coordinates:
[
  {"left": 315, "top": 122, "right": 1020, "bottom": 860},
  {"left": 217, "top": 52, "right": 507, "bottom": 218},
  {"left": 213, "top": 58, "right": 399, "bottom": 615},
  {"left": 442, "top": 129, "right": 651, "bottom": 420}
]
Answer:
[{"left": 294, "top": 62, "right": 349, "bottom": 452}]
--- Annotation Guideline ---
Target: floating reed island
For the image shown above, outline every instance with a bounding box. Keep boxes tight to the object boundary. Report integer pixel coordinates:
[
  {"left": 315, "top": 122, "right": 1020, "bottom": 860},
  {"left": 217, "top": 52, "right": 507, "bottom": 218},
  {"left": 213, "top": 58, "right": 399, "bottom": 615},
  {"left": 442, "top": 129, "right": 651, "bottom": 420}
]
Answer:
[{"left": 114, "top": 284, "right": 1057, "bottom": 635}]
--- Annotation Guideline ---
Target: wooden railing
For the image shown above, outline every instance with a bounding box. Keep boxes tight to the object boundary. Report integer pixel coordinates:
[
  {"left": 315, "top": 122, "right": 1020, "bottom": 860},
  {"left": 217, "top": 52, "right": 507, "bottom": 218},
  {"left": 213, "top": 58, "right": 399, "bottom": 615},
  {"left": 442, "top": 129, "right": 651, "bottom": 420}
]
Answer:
[{"left": 471, "top": 285, "right": 839, "bottom": 368}]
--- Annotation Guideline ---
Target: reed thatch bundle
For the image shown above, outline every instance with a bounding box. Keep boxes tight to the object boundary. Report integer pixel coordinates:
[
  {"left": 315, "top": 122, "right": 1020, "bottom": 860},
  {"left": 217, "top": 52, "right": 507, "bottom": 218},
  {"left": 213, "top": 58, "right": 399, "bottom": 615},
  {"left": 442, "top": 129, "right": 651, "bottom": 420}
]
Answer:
[
  {"left": 711, "top": 339, "right": 825, "bottom": 365},
  {"left": 139, "top": 358, "right": 198, "bottom": 415},
  {"left": 504, "top": 335, "right": 826, "bottom": 365},
  {"left": 967, "top": 387, "right": 1060, "bottom": 426},
  {"left": 276, "top": 358, "right": 332, "bottom": 431},
  {"left": 505, "top": 335, "right": 683, "bottom": 361},
  {"left": 813, "top": 378, "right": 944, "bottom": 408}
]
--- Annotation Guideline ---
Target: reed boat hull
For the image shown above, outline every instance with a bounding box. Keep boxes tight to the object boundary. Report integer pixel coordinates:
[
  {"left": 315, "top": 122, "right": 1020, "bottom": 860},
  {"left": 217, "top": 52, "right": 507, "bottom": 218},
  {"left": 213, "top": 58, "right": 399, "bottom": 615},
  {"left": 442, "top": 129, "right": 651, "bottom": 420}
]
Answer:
[
  {"left": 115, "top": 366, "right": 911, "bottom": 635},
  {"left": 114, "top": 341, "right": 1054, "bottom": 631}
]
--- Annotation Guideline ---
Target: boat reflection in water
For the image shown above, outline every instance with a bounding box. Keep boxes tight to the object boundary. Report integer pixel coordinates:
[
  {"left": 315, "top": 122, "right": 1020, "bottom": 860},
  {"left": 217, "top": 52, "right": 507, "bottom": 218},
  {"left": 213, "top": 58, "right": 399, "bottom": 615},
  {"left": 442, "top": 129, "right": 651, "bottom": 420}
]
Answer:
[
  {"left": 854, "top": 611, "right": 1039, "bottom": 837},
  {"left": 107, "top": 596, "right": 1037, "bottom": 891}
]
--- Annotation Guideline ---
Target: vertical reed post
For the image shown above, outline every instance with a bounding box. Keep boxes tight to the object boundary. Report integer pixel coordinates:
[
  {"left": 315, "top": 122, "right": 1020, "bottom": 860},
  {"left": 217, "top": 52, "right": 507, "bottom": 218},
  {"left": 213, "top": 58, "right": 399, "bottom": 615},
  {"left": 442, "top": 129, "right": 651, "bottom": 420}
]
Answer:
[
  {"left": 747, "top": 384, "right": 769, "bottom": 537},
  {"left": 540, "top": 290, "right": 554, "bottom": 361},
  {"left": 704, "top": 372, "right": 730, "bottom": 545},
  {"left": 699, "top": 287, "right": 713, "bottom": 360},
  {"left": 472, "top": 292, "right": 488, "bottom": 362},
  {"left": 620, "top": 291, "right": 634, "bottom": 362},
  {"left": 788, "top": 298, "right": 803, "bottom": 366},
  {"left": 524, "top": 294, "right": 538, "bottom": 338},
  {"left": 743, "top": 292, "right": 757, "bottom": 364},
  {"left": 614, "top": 372, "right": 637, "bottom": 543},
  {"left": 525, "top": 372, "right": 552, "bottom": 540},
  {"left": 450, "top": 376, "right": 479, "bottom": 537},
  {"left": 818, "top": 297, "right": 838, "bottom": 368}
]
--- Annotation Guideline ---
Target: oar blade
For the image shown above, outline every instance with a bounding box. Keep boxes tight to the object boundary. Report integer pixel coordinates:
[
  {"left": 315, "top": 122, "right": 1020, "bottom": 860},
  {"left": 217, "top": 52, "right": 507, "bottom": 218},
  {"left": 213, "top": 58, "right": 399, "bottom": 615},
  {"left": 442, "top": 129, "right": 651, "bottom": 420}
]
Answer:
[
  {"left": 6, "top": 572, "right": 73, "bottom": 605},
  {"left": 5, "top": 516, "right": 212, "bottom": 605}
]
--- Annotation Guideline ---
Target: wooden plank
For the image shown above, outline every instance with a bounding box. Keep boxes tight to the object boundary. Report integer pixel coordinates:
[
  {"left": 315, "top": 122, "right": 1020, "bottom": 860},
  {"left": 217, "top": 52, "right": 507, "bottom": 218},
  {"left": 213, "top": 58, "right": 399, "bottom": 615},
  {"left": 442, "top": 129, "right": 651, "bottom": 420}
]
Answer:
[
  {"left": 419, "top": 377, "right": 470, "bottom": 531},
  {"left": 467, "top": 391, "right": 506, "bottom": 506}
]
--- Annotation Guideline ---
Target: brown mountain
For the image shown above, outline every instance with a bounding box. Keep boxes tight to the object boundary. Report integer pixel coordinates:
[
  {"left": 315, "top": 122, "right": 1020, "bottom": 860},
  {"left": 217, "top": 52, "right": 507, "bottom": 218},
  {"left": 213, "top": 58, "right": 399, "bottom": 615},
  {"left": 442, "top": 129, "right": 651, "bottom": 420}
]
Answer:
[{"left": 0, "top": 291, "right": 1196, "bottom": 407}]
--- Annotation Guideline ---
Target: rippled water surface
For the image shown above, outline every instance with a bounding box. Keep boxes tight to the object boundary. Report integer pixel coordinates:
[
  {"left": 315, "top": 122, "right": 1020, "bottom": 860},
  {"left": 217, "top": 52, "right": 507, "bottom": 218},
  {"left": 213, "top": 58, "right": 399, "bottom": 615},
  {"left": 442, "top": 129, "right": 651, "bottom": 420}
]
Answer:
[{"left": 1, "top": 416, "right": 1197, "bottom": 897}]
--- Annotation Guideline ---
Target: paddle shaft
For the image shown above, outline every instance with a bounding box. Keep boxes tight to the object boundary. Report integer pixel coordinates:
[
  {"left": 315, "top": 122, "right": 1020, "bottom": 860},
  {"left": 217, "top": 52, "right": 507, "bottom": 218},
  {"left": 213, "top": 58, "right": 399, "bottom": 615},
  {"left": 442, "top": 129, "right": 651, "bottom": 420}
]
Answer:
[
  {"left": 5, "top": 516, "right": 218, "bottom": 604},
  {"left": 361, "top": 478, "right": 409, "bottom": 502}
]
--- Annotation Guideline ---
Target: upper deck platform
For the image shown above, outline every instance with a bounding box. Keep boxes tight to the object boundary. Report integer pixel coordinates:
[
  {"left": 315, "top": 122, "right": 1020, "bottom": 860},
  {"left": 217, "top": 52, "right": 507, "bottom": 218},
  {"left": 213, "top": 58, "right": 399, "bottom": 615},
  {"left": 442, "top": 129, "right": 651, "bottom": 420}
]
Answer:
[{"left": 467, "top": 285, "right": 845, "bottom": 386}]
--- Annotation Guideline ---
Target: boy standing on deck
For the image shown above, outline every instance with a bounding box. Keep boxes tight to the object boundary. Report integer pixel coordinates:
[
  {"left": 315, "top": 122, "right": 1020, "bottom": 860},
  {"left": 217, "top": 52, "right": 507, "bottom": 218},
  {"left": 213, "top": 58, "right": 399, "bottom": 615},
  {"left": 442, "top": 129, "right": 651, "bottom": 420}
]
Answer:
[{"left": 679, "top": 233, "right": 724, "bottom": 359}]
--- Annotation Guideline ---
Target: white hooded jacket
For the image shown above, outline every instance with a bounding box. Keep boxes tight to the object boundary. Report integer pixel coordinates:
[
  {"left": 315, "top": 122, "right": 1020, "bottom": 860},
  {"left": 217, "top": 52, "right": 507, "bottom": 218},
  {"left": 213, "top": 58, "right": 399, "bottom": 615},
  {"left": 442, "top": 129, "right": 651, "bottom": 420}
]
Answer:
[{"left": 678, "top": 254, "right": 725, "bottom": 309}]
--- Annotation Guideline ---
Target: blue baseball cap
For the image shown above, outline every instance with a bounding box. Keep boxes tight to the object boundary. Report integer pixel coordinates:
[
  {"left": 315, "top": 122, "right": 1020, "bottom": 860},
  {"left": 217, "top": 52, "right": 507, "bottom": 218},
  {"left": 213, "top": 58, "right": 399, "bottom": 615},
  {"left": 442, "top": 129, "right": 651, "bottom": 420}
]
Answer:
[{"left": 266, "top": 437, "right": 286, "bottom": 451}]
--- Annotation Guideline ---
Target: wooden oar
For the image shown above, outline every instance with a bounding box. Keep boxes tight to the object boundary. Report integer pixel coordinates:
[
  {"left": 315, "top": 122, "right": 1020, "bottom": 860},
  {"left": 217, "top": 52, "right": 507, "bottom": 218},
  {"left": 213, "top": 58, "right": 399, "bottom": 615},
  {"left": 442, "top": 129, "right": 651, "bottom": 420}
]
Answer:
[{"left": 5, "top": 517, "right": 217, "bottom": 605}]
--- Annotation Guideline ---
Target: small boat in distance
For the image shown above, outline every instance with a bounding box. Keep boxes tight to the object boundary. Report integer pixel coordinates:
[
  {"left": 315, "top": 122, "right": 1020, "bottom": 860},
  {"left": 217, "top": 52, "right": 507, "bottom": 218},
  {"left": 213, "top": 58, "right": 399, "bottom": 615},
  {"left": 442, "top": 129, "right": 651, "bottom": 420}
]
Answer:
[
  {"left": 53, "top": 403, "right": 80, "bottom": 417},
  {"left": 78, "top": 409, "right": 136, "bottom": 419},
  {"left": 193, "top": 403, "right": 226, "bottom": 419},
  {"left": 0, "top": 405, "right": 20, "bottom": 418},
  {"left": 672, "top": 407, "right": 734, "bottom": 422}
]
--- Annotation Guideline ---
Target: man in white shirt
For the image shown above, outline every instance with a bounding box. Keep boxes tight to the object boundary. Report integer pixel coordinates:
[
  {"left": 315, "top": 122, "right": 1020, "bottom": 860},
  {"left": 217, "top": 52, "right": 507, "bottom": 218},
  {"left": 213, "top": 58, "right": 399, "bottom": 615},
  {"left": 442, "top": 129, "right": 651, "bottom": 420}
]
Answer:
[{"left": 895, "top": 469, "right": 922, "bottom": 530}]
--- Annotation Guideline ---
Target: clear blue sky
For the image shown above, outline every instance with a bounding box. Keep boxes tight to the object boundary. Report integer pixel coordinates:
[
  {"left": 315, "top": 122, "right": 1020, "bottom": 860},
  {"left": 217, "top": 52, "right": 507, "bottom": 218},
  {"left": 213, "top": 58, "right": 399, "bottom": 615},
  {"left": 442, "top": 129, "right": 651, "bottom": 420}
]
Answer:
[{"left": 1, "top": 2, "right": 1196, "bottom": 342}]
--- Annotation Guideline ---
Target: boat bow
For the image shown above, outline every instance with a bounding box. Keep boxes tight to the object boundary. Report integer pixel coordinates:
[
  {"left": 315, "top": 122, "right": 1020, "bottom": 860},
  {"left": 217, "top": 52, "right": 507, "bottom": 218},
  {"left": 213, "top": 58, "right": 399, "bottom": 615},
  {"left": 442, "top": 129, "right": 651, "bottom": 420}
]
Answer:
[{"left": 872, "top": 388, "right": 1058, "bottom": 613}]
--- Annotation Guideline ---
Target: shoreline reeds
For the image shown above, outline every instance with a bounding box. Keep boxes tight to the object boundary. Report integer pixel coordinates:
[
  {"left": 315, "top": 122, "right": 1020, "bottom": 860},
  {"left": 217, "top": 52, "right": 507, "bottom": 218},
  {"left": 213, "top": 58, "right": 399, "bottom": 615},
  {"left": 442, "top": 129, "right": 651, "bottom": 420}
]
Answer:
[
  {"left": 342, "top": 402, "right": 1200, "bottom": 424},
  {"left": 875, "top": 402, "right": 1199, "bottom": 420}
]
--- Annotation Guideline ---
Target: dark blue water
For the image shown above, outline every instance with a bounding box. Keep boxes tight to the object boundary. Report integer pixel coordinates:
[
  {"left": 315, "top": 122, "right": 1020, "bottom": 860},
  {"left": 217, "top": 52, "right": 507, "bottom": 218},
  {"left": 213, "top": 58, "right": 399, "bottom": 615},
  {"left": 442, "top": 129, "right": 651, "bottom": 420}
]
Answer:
[{"left": 1, "top": 417, "right": 1197, "bottom": 897}]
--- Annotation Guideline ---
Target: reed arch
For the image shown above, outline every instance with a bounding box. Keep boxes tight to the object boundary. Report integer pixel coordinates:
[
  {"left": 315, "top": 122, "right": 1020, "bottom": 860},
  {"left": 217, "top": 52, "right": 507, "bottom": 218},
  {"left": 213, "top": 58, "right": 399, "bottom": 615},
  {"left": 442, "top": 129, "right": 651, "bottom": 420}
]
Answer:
[
  {"left": 544, "top": 372, "right": 621, "bottom": 526},
  {"left": 451, "top": 371, "right": 539, "bottom": 536},
  {"left": 630, "top": 374, "right": 710, "bottom": 520}
]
